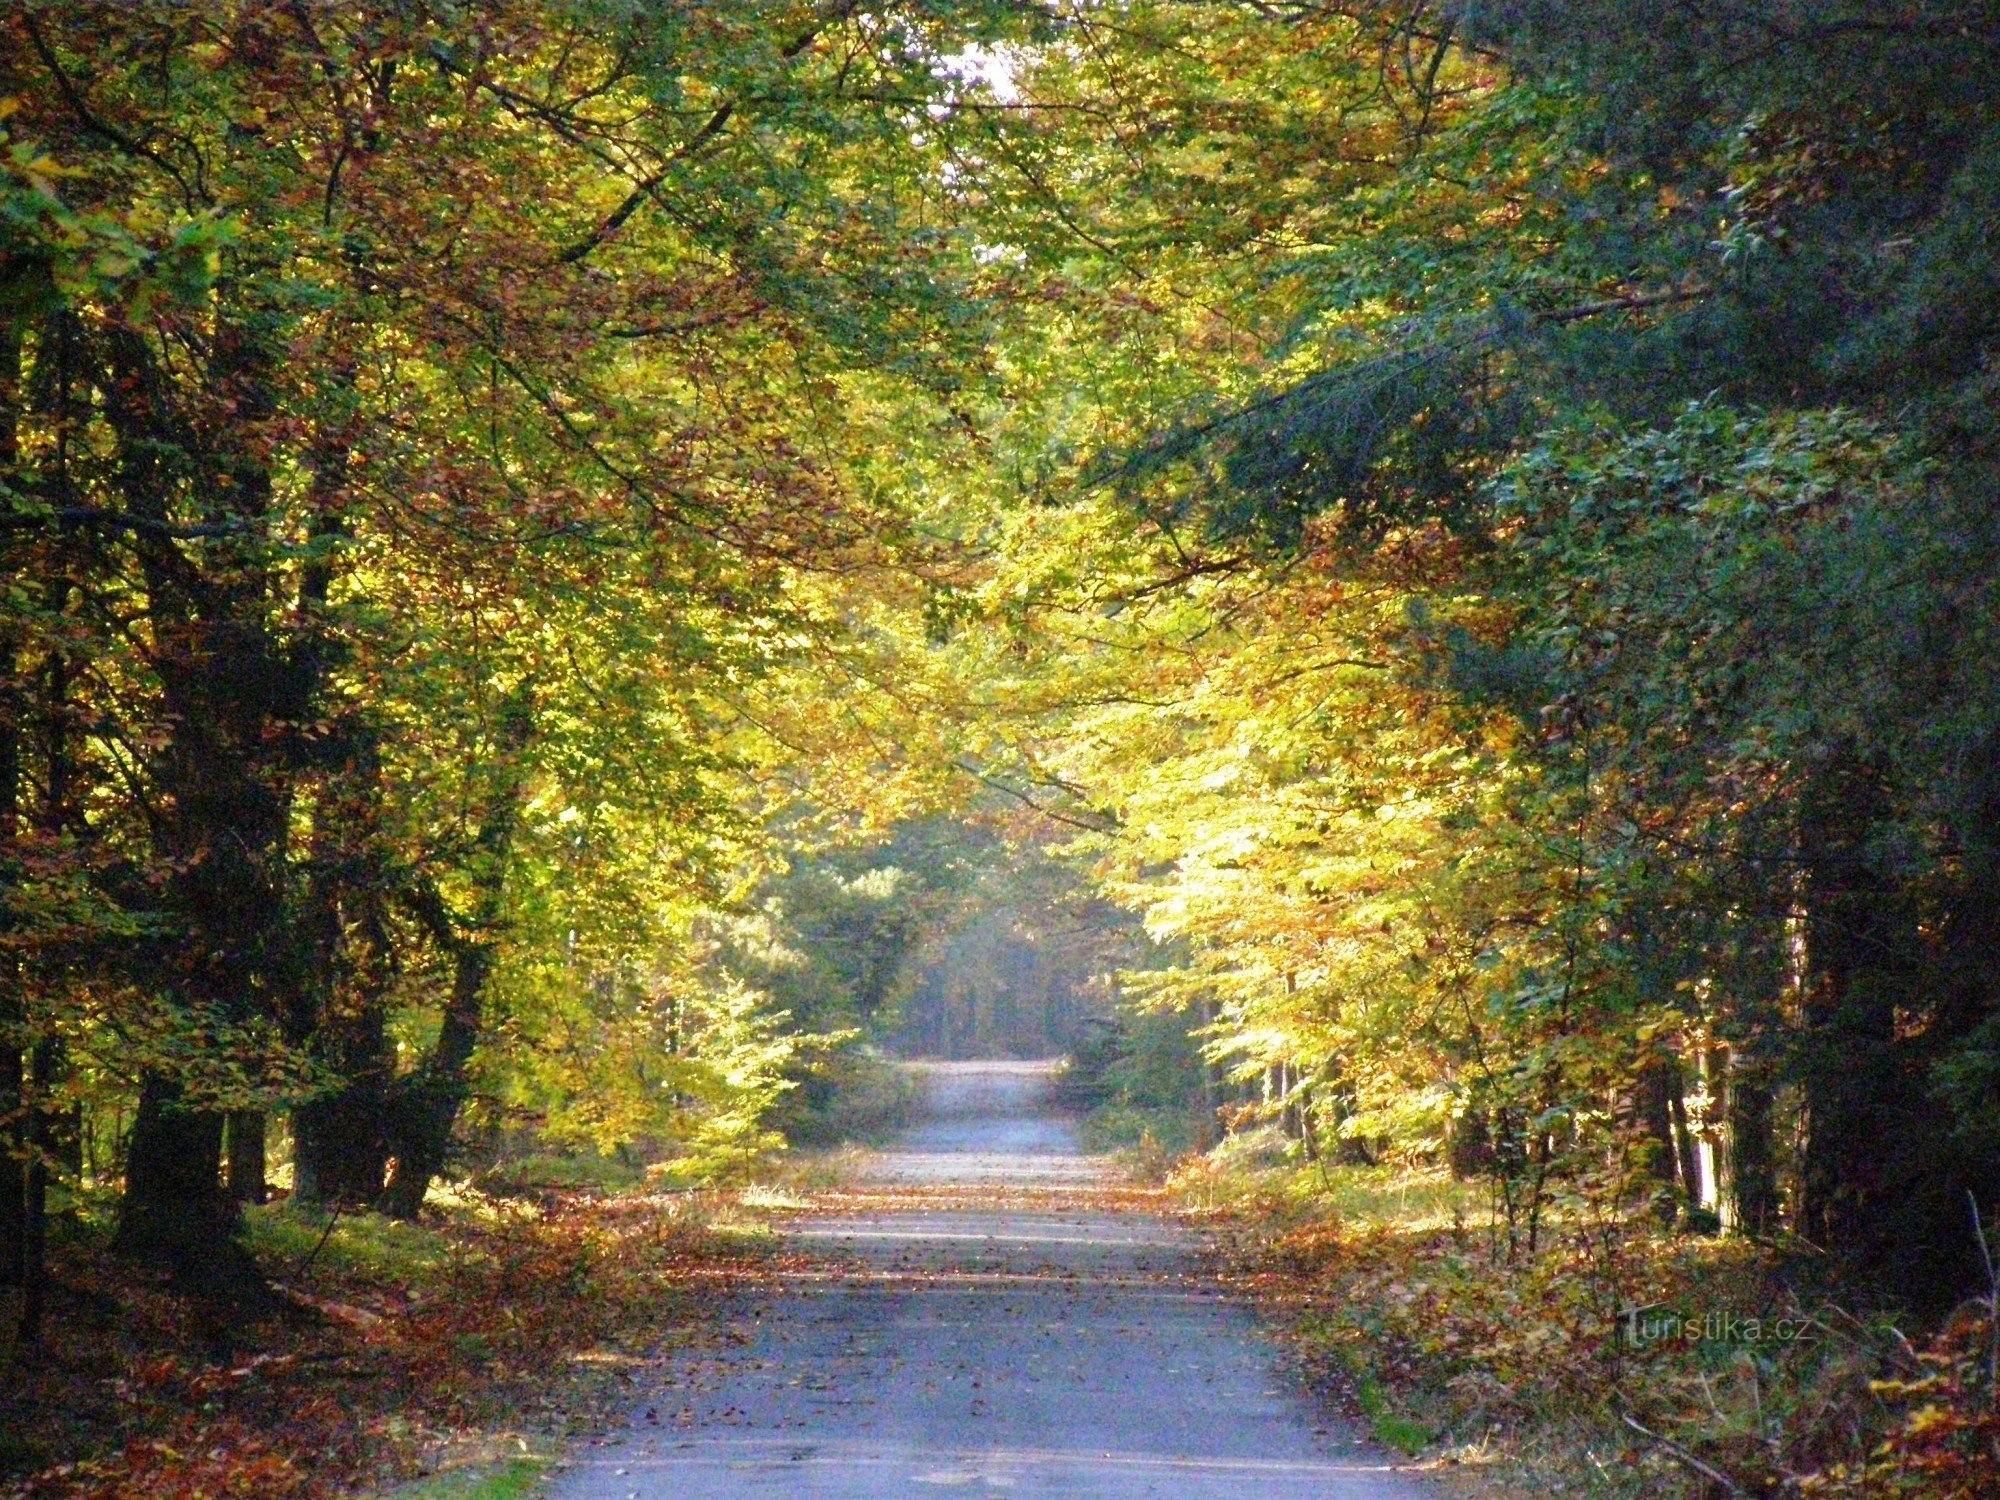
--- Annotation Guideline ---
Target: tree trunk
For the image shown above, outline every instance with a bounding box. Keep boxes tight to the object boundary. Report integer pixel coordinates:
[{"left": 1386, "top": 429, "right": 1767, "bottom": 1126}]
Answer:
[
  {"left": 381, "top": 937, "right": 495, "bottom": 1219},
  {"left": 100, "top": 327, "right": 289, "bottom": 1304},
  {"left": 292, "top": 1068, "right": 390, "bottom": 1207},
  {"left": 1726, "top": 1049, "right": 1778, "bottom": 1236},
  {"left": 0, "top": 623, "right": 22, "bottom": 1285},
  {"left": 1796, "top": 756, "right": 1907, "bottom": 1264},
  {"left": 1635, "top": 1060, "right": 1677, "bottom": 1177},
  {"left": 1634, "top": 1059, "right": 1680, "bottom": 1223},
  {"left": 17, "top": 1037, "right": 54, "bottom": 1341},
  {"left": 1447, "top": 1105, "right": 1491, "bottom": 1179},
  {"left": 1665, "top": 1065, "right": 1704, "bottom": 1210},
  {"left": 113, "top": 1076, "right": 263, "bottom": 1299},
  {"left": 226, "top": 1109, "right": 267, "bottom": 1206},
  {"left": 380, "top": 693, "right": 531, "bottom": 1220}
]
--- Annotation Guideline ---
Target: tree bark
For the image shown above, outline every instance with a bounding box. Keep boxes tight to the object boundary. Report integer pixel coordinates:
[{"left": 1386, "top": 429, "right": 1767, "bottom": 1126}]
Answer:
[
  {"left": 1634, "top": 1058, "right": 1681, "bottom": 1223},
  {"left": 225, "top": 1109, "right": 267, "bottom": 1206},
  {"left": 1448, "top": 1105, "right": 1491, "bottom": 1178},
  {"left": 381, "top": 934, "right": 496, "bottom": 1219},
  {"left": 100, "top": 327, "right": 288, "bottom": 1295},
  {"left": 292, "top": 1059, "right": 390, "bottom": 1207},
  {"left": 0, "top": 634, "right": 20, "bottom": 1288},
  {"left": 1726, "top": 1049, "right": 1778, "bottom": 1236},
  {"left": 1796, "top": 756, "right": 1908, "bottom": 1265},
  {"left": 380, "top": 694, "right": 532, "bottom": 1219},
  {"left": 1665, "top": 1064, "right": 1705, "bottom": 1211},
  {"left": 17, "top": 1037, "right": 55, "bottom": 1341},
  {"left": 113, "top": 1076, "right": 234, "bottom": 1278}
]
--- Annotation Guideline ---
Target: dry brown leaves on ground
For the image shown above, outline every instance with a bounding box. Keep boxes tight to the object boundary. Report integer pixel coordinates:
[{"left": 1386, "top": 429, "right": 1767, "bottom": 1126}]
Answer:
[
  {"left": 0, "top": 1192, "right": 789, "bottom": 1500},
  {"left": 1206, "top": 1204, "right": 2000, "bottom": 1499}
]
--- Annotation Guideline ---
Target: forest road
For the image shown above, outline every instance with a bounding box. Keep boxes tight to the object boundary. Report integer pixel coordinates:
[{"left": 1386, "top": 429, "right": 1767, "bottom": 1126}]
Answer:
[{"left": 549, "top": 1060, "right": 1434, "bottom": 1499}]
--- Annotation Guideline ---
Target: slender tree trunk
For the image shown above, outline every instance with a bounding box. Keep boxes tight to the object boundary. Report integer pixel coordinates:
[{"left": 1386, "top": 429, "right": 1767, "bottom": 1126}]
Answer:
[
  {"left": 1727, "top": 1050, "right": 1778, "bottom": 1236},
  {"left": 1298, "top": 1077, "right": 1321, "bottom": 1162},
  {"left": 17, "top": 1037, "right": 55, "bottom": 1341},
  {"left": 380, "top": 694, "right": 532, "bottom": 1219},
  {"left": 1448, "top": 1105, "right": 1490, "bottom": 1179},
  {"left": 382, "top": 936, "right": 496, "bottom": 1219},
  {"left": 1666, "top": 1065, "right": 1704, "bottom": 1209}
]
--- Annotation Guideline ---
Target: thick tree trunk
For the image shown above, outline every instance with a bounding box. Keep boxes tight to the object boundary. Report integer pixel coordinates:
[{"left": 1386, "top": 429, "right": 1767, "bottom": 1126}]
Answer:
[
  {"left": 100, "top": 328, "right": 289, "bottom": 1305},
  {"left": 113, "top": 1076, "right": 264, "bottom": 1301},
  {"left": 1634, "top": 1058, "right": 1681, "bottom": 1222},
  {"left": 292, "top": 1069, "right": 390, "bottom": 1207},
  {"left": 1635, "top": 1061, "right": 1677, "bottom": 1177},
  {"left": 225, "top": 1110, "right": 267, "bottom": 1206},
  {"left": 1797, "top": 757, "right": 1907, "bottom": 1264}
]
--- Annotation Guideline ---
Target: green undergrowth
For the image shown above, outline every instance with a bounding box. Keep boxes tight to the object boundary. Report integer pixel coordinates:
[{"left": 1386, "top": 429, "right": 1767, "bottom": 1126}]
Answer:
[
  {"left": 774, "top": 1050, "right": 927, "bottom": 1149},
  {"left": 243, "top": 1200, "right": 467, "bottom": 1289},
  {"left": 1078, "top": 1104, "right": 1211, "bottom": 1178},
  {"left": 1174, "top": 1154, "right": 2000, "bottom": 1499},
  {"left": 472, "top": 1152, "right": 650, "bottom": 1198}
]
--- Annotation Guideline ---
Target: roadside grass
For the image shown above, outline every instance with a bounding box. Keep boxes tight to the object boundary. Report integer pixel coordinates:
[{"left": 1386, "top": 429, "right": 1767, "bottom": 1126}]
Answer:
[
  {"left": 374, "top": 1458, "right": 547, "bottom": 1500},
  {"left": 1175, "top": 1156, "right": 2000, "bottom": 1499}
]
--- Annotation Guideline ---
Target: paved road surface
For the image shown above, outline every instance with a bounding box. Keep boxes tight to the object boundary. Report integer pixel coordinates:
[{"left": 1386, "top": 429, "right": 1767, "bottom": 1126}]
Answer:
[{"left": 550, "top": 1060, "right": 1432, "bottom": 1498}]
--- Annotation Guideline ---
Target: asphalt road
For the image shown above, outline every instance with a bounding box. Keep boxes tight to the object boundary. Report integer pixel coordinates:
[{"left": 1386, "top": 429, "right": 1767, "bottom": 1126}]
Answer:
[{"left": 549, "top": 1059, "right": 1433, "bottom": 1499}]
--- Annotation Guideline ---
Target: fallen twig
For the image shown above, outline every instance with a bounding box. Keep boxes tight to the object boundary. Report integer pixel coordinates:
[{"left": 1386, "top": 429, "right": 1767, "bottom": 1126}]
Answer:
[
  {"left": 1970, "top": 1190, "right": 2000, "bottom": 1410},
  {"left": 1620, "top": 1412, "right": 1747, "bottom": 1498},
  {"left": 293, "top": 1201, "right": 347, "bottom": 1281}
]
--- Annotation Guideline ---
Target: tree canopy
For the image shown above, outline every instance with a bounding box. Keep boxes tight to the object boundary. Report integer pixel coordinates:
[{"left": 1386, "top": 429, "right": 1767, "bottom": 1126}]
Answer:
[{"left": 3, "top": 0, "right": 1998, "bottom": 1355}]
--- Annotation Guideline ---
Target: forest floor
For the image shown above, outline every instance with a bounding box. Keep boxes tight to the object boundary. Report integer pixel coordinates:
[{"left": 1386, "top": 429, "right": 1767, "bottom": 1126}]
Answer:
[
  {"left": 1174, "top": 1147, "right": 2000, "bottom": 1499},
  {"left": 0, "top": 1176, "right": 804, "bottom": 1499}
]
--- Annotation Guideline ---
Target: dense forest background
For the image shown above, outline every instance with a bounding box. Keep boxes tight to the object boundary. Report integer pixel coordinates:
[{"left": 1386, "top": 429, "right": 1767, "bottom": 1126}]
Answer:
[{"left": 3, "top": 0, "right": 1998, "bottom": 1399}]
